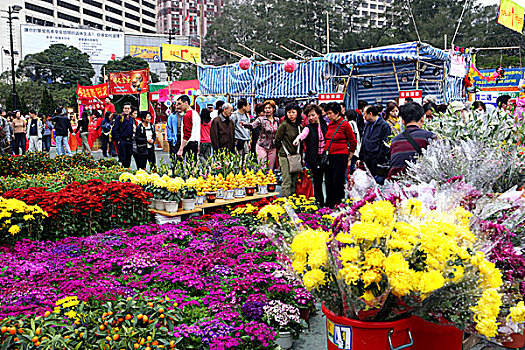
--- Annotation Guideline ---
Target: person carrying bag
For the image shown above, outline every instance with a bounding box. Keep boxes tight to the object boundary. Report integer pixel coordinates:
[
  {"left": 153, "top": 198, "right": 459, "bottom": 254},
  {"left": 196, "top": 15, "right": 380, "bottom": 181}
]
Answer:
[{"left": 275, "top": 104, "right": 303, "bottom": 197}]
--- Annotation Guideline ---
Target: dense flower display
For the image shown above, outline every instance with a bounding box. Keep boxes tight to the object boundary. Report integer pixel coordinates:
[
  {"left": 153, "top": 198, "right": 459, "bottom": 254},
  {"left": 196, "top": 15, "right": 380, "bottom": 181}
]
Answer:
[
  {"left": 0, "top": 211, "right": 313, "bottom": 349},
  {"left": 0, "top": 151, "right": 119, "bottom": 177},
  {"left": 2, "top": 180, "right": 151, "bottom": 241}
]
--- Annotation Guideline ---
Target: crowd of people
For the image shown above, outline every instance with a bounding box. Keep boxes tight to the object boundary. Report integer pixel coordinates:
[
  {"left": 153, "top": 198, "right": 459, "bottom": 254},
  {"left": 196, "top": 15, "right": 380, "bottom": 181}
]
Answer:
[{"left": 0, "top": 93, "right": 516, "bottom": 208}]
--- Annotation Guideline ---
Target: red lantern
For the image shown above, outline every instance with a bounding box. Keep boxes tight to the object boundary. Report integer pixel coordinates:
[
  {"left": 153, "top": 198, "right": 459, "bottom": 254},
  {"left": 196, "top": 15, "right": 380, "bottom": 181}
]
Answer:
[
  {"left": 284, "top": 60, "right": 297, "bottom": 73},
  {"left": 239, "top": 58, "right": 251, "bottom": 70}
]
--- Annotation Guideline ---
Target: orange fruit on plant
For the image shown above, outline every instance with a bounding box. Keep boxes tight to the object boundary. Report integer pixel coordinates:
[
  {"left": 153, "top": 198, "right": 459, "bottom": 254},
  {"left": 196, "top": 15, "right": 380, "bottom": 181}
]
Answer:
[
  {"left": 113, "top": 334, "right": 119, "bottom": 341},
  {"left": 146, "top": 336, "right": 152, "bottom": 341},
  {"left": 79, "top": 332, "right": 84, "bottom": 338},
  {"left": 158, "top": 308, "right": 164, "bottom": 314},
  {"left": 35, "top": 328, "right": 41, "bottom": 335},
  {"left": 35, "top": 341, "right": 41, "bottom": 347},
  {"left": 106, "top": 336, "right": 112, "bottom": 342},
  {"left": 1, "top": 326, "right": 6, "bottom": 333},
  {"left": 142, "top": 316, "right": 148, "bottom": 322},
  {"left": 44, "top": 311, "right": 51, "bottom": 318},
  {"left": 137, "top": 314, "right": 143, "bottom": 320},
  {"left": 118, "top": 318, "right": 123, "bottom": 323},
  {"left": 9, "top": 328, "right": 16, "bottom": 335},
  {"left": 125, "top": 314, "right": 132, "bottom": 320},
  {"left": 134, "top": 344, "right": 139, "bottom": 350},
  {"left": 32, "top": 337, "right": 38, "bottom": 343},
  {"left": 99, "top": 325, "right": 105, "bottom": 331}
]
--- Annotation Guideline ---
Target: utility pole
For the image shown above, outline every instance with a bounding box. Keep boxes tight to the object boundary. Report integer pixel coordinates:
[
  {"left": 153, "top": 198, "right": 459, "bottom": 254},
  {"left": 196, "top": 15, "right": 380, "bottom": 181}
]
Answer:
[
  {"left": 168, "top": 28, "right": 173, "bottom": 81},
  {"left": 5, "top": 5, "right": 22, "bottom": 110}
]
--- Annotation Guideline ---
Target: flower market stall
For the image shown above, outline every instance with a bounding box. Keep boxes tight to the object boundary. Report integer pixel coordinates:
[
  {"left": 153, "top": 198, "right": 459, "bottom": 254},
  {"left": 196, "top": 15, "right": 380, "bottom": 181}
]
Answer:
[{"left": 197, "top": 42, "right": 467, "bottom": 107}]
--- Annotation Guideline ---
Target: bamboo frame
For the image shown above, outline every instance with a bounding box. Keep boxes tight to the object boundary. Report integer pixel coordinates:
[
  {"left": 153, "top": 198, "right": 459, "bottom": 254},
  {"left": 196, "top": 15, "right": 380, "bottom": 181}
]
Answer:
[
  {"left": 289, "top": 39, "right": 323, "bottom": 56},
  {"left": 392, "top": 62, "right": 401, "bottom": 91},
  {"left": 279, "top": 45, "right": 307, "bottom": 60},
  {"left": 238, "top": 43, "right": 271, "bottom": 61},
  {"left": 218, "top": 46, "right": 245, "bottom": 59}
]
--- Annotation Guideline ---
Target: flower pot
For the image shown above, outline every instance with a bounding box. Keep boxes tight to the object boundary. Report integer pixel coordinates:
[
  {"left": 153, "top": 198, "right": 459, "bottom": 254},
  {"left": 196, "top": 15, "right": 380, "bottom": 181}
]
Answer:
[
  {"left": 224, "top": 189, "right": 235, "bottom": 200},
  {"left": 234, "top": 188, "right": 245, "bottom": 198},
  {"left": 245, "top": 186, "right": 256, "bottom": 196},
  {"left": 154, "top": 199, "right": 166, "bottom": 211},
  {"left": 216, "top": 188, "right": 225, "bottom": 198},
  {"left": 181, "top": 198, "right": 196, "bottom": 211},
  {"left": 257, "top": 185, "right": 268, "bottom": 195},
  {"left": 322, "top": 305, "right": 463, "bottom": 350},
  {"left": 501, "top": 333, "right": 525, "bottom": 348},
  {"left": 276, "top": 331, "right": 293, "bottom": 350},
  {"left": 299, "top": 307, "right": 311, "bottom": 323},
  {"left": 164, "top": 201, "right": 179, "bottom": 213},
  {"left": 206, "top": 192, "right": 217, "bottom": 203},
  {"left": 267, "top": 183, "right": 277, "bottom": 192},
  {"left": 196, "top": 195, "right": 205, "bottom": 205}
]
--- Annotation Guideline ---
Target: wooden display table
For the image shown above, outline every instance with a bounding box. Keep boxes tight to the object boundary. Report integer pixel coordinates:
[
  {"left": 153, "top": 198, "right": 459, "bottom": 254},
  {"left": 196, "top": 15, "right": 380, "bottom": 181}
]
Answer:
[{"left": 150, "top": 192, "right": 279, "bottom": 223}]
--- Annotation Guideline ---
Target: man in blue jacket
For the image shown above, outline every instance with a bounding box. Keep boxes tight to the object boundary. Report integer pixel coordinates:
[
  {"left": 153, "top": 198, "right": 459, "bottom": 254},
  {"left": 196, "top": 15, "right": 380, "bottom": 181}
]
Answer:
[
  {"left": 111, "top": 103, "right": 134, "bottom": 168},
  {"left": 360, "top": 105, "right": 391, "bottom": 185},
  {"left": 166, "top": 104, "right": 179, "bottom": 164}
]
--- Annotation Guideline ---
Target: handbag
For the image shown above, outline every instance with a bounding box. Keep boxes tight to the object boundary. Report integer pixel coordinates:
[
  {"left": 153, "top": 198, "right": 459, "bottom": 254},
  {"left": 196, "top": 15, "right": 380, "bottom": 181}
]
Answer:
[
  {"left": 296, "top": 169, "right": 314, "bottom": 198},
  {"left": 282, "top": 127, "right": 302, "bottom": 173},
  {"left": 320, "top": 119, "right": 345, "bottom": 167}
]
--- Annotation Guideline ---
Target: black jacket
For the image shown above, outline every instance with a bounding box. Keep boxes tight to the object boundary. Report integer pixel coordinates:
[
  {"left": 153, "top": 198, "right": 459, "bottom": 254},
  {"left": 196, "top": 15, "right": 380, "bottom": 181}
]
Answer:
[
  {"left": 75, "top": 115, "right": 90, "bottom": 133},
  {"left": 50, "top": 114, "right": 73, "bottom": 137},
  {"left": 304, "top": 120, "right": 327, "bottom": 168},
  {"left": 360, "top": 117, "right": 391, "bottom": 172}
]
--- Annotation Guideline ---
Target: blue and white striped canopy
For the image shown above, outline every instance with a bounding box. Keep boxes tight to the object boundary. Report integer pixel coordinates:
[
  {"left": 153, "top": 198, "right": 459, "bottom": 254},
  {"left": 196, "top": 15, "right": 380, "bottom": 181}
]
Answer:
[
  {"left": 197, "top": 42, "right": 462, "bottom": 105},
  {"left": 198, "top": 58, "right": 343, "bottom": 99},
  {"left": 325, "top": 42, "right": 449, "bottom": 69}
]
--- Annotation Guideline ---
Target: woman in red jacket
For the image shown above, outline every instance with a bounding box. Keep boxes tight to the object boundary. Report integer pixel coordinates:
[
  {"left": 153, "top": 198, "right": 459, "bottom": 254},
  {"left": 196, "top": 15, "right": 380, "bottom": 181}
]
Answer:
[{"left": 323, "top": 102, "right": 357, "bottom": 208}]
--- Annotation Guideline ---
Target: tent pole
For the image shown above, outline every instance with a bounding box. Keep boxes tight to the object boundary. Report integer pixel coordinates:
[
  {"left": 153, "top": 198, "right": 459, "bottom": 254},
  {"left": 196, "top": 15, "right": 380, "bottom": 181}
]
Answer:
[
  {"left": 218, "top": 46, "right": 245, "bottom": 59},
  {"left": 279, "top": 45, "right": 307, "bottom": 60},
  {"left": 289, "top": 39, "right": 323, "bottom": 56},
  {"left": 416, "top": 45, "right": 420, "bottom": 89},
  {"left": 392, "top": 63, "right": 401, "bottom": 91},
  {"left": 238, "top": 43, "right": 271, "bottom": 61}
]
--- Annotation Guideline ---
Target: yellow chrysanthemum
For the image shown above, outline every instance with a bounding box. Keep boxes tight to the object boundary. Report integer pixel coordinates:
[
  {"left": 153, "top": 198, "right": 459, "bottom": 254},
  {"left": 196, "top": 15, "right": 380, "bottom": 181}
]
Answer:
[
  {"left": 8, "top": 225, "right": 20, "bottom": 235},
  {"left": 302, "top": 269, "right": 326, "bottom": 291},
  {"left": 507, "top": 301, "right": 525, "bottom": 324}
]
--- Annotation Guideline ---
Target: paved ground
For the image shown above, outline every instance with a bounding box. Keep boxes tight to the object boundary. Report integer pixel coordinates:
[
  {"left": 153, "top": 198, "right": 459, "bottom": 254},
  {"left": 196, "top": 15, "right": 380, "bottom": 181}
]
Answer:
[{"left": 294, "top": 304, "right": 327, "bottom": 350}]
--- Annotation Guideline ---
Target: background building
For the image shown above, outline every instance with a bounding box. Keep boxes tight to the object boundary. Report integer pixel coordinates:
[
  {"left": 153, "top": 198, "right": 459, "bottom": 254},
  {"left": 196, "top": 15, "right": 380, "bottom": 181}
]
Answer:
[
  {"left": 157, "top": 0, "right": 226, "bottom": 37},
  {"left": 0, "top": 0, "right": 158, "bottom": 75},
  {"left": 352, "top": 0, "right": 392, "bottom": 31}
]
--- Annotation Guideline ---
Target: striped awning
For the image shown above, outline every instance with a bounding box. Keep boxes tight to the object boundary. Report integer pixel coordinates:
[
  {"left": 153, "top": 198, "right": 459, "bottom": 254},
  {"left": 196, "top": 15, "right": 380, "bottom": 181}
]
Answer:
[
  {"left": 325, "top": 42, "right": 449, "bottom": 69},
  {"left": 198, "top": 58, "right": 344, "bottom": 99}
]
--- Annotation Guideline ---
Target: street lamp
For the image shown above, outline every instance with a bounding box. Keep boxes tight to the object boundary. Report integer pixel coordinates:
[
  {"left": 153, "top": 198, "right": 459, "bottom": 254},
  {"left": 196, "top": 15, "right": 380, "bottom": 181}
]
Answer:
[{"left": 3, "top": 5, "right": 23, "bottom": 110}]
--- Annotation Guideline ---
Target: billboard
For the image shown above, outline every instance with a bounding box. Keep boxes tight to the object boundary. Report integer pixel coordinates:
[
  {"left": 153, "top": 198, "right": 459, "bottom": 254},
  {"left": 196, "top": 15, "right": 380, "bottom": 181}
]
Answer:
[
  {"left": 109, "top": 69, "right": 149, "bottom": 95},
  {"left": 161, "top": 44, "right": 201, "bottom": 63},
  {"left": 130, "top": 45, "right": 161, "bottom": 62},
  {"left": 21, "top": 24, "right": 125, "bottom": 64}
]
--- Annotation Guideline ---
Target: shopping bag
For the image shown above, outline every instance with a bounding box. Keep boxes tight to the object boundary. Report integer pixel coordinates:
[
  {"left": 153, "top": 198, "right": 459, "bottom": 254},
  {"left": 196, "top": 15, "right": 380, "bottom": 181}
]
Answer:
[{"left": 296, "top": 170, "right": 314, "bottom": 199}]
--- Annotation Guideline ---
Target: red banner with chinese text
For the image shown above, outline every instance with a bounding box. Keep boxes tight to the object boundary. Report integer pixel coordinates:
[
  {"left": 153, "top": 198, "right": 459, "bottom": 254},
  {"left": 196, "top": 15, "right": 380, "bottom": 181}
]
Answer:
[
  {"left": 108, "top": 69, "right": 149, "bottom": 95},
  {"left": 77, "top": 82, "right": 109, "bottom": 110},
  {"left": 77, "top": 82, "right": 109, "bottom": 100}
]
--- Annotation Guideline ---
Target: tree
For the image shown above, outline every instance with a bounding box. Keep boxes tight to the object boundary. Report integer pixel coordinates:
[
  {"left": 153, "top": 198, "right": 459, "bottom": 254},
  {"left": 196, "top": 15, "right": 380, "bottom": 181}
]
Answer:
[
  {"left": 167, "top": 63, "right": 198, "bottom": 81},
  {"left": 203, "top": 0, "right": 362, "bottom": 64},
  {"left": 40, "top": 87, "right": 55, "bottom": 116},
  {"left": 17, "top": 44, "right": 95, "bottom": 86},
  {"left": 101, "top": 56, "right": 160, "bottom": 83}
]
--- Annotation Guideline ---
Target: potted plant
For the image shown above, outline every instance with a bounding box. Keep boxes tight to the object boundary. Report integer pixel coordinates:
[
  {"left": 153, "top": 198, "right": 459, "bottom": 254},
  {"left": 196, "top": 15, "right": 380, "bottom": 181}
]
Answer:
[
  {"left": 267, "top": 192, "right": 525, "bottom": 350},
  {"left": 267, "top": 170, "right": 277, "bottom": 192},
  {"left": 181, "top": 177, "right": 199, "bottom": 210},
  {"left": 263, "top": 300, "right": 305, "bottom": 350}
]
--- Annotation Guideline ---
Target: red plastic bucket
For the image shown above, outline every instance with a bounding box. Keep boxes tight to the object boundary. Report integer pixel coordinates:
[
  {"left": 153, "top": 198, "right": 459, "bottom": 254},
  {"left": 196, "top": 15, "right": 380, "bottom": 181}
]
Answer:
[{"left": 322, "top": 305, "right": 463, "bottom": 350}]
